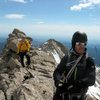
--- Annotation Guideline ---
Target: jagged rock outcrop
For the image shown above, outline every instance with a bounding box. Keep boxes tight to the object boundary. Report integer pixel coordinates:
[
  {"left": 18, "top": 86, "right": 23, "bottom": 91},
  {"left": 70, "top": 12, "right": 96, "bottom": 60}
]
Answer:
[
  {"left": 0, "top": 29, "right": 56, "bottom": 100},
  {"left": 41, "top": 39, "right": 69, "bottom": 59},
  {"left": 4, "top": 28, "right": 33, "bottom": 53}
]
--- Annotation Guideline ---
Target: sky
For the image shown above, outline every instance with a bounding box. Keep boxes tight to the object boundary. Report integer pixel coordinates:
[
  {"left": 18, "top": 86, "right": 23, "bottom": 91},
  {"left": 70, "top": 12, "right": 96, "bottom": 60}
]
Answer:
[{"left": 0, "top": 0, "right": 100, "bottom": 42}]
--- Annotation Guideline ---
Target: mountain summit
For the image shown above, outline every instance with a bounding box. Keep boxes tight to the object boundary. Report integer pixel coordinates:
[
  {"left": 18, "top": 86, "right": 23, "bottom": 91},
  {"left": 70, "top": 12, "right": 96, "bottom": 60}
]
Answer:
[
  {"left": 41, "top": 39, "right": 69, "bottom": 63},
  {"left": 0, "top": 29, "right": 100, "bottom": 100}
]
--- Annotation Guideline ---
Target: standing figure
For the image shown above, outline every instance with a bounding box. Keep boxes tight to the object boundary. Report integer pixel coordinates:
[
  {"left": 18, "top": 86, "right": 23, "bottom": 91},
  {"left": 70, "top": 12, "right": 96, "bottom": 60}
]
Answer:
[
  {"left": 53, "top": 31, "right": 96, "bottom": 100},
  {"left": 17, "top": 37, "right": 31, "bottom": 67}
]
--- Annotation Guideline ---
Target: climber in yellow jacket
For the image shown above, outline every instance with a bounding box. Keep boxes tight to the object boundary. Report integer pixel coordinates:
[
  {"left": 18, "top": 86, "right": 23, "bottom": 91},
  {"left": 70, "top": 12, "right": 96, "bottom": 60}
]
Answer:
[{"left": 17, "top": 37, "right": 31, "bottom": 67}]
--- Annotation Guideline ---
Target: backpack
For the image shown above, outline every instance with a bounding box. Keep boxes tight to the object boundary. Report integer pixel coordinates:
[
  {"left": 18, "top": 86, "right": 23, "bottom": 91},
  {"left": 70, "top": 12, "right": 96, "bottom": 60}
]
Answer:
[{"left": 18, "top": 39, "right": 30, "bottom": 52}]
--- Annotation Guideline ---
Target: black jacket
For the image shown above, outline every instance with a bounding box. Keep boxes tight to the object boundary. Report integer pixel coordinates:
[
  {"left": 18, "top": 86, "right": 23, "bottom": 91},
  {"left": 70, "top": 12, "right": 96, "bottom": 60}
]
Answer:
[{"left": 53, "top": 51, "right": 95, "bottom": 93}]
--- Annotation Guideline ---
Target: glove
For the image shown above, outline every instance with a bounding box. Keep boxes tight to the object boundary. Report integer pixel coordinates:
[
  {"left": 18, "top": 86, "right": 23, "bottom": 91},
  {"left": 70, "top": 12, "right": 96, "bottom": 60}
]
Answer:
[
  {"left": 55, "top": 80, "right": 69, "bottom": 94},
  {"left": 55, "top": 80, "right": 64, "bottom": 88}
]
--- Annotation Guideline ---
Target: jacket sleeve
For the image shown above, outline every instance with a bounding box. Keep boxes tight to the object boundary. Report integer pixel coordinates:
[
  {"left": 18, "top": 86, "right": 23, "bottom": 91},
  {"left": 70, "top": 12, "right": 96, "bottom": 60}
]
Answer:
[
  {"left": 80, "top": 57, "right": 96, "bottom": 87},
  {"left": 53, "top": 55, "right": 68, "bottom": 86}
]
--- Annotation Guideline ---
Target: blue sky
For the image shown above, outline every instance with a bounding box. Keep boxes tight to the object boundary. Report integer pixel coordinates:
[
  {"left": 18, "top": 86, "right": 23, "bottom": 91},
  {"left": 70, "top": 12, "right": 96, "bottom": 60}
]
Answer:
[{"left": 0, "top": 0, "right": 100, "bottom": 42}]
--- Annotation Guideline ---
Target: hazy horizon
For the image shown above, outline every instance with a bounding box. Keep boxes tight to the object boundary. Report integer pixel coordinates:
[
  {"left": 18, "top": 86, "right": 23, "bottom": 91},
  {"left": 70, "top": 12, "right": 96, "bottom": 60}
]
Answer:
[
  {"left": 0, "top": 0, "right": 100, "bottom": 41},
  {"left": 0, "top": 33, "right": 100, "bottom": 46}
]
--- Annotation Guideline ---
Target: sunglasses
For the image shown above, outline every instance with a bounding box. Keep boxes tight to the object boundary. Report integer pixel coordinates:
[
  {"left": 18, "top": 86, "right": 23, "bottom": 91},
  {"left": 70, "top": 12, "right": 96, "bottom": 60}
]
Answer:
[{"left": 75, "top": 42, "right": 86, "bottom": 46}]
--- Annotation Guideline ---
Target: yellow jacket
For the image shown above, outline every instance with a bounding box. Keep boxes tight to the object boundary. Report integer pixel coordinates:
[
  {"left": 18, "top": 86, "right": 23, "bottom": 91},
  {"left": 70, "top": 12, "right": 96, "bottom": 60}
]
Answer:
[{"left": 17, "top": 39, "right": 30, "bottom": 53}]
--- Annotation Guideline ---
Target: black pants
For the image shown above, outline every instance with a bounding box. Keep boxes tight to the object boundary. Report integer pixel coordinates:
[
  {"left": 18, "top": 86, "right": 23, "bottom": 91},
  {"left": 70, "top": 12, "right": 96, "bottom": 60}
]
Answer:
[{"left": 19, "top": 52, "right": 30, "bottom": 67}]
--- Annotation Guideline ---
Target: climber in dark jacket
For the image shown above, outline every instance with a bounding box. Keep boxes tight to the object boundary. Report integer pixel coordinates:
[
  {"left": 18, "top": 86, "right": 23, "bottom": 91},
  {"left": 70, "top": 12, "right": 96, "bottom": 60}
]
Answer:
[{"left": 53, "top": 31, "right": 96, "bottom": 100}]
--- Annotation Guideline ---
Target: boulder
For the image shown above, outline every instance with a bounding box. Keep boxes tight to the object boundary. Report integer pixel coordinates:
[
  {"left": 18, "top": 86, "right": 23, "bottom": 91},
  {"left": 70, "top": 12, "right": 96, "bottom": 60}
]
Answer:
[{"left": 8, "top": 38, "right": 21, "bottom": 53}]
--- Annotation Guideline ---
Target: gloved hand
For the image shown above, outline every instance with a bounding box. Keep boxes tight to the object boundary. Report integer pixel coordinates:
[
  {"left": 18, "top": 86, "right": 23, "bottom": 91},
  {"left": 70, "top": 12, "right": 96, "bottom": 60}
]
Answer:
[
  {"left": 55, "top": 80, "right": 69, "bottom": 94},
  {"left": 55, "top": 80, "right": 64, "bottom": 88}
]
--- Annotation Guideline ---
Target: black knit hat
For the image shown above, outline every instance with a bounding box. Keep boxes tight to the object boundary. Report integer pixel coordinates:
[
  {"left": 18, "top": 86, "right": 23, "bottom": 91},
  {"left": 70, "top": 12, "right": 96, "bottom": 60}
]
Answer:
[{"left": 72, "top": 31, "right": 88, "bottom": 50}]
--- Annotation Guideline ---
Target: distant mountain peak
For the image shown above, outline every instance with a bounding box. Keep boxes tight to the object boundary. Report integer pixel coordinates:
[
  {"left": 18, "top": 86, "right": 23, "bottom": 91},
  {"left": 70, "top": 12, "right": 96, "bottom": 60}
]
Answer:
[{"left": 41, "top": 38, "right": 69, "bottom": 59}]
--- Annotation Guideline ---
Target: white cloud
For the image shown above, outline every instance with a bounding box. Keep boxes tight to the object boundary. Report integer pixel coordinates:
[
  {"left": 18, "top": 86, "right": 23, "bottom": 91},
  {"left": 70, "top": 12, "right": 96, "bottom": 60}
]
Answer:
[
  {"left": 8, "top": 0, "right": 33, "bottom": 3},
  {"left": 36, "top": 21, "right": 45, "bottom": 24},
  {"left": 70, "top": 0, "right": 100, "bottom": 11},
  {"left": 71, "top": 2, "right": 92, "bottom": 11},
  {"left": 5, "top": 14, "right": 25, "bottom": 19},
  {"left": 8, "top": 0, "right": 27, "bottom": 3},
  {"left": 89, "top": 0, "right": 100, "bottom": 4}
]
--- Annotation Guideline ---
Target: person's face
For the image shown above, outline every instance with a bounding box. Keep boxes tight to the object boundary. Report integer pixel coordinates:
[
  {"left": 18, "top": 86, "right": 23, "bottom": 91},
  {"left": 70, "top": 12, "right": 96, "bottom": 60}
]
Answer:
[
  {"left": 75, "top": 42, "right": 86, "bottom": 55},
  {"left": 22, "top": 37, "right": 25, "bottom": 41}
]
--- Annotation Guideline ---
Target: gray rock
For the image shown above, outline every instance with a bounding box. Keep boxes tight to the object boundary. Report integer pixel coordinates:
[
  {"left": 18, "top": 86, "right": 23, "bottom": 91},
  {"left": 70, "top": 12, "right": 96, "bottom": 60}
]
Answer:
[
  {"left": 0, "top": 90, "right": 5, "bottom": 100},
  {"left": 13, "top": 83, "right": 43, "bottom": 100}
]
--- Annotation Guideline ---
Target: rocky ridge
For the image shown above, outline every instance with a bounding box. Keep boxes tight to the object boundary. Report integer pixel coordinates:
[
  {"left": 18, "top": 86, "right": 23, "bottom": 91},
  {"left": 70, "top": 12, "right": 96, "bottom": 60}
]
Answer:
[
  {"left": 0, "top": 29, "right": 59, "bottom": 100},
  {"left": 0, "top": 29, "right": 100, "bottom": 100}
]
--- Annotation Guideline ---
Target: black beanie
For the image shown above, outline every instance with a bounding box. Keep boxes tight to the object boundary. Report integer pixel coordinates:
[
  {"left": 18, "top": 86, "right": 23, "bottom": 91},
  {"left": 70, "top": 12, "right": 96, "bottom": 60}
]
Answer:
[{"left": 72, "top": 31, "right": 88, "bottom": 50}]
